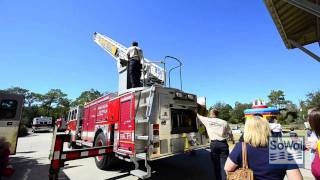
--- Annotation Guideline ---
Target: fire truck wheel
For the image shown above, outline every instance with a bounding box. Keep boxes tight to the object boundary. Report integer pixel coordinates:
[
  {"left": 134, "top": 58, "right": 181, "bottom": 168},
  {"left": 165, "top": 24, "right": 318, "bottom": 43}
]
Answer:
[{"left": 94, "top": 133, "right": 116, "bottom": 170}]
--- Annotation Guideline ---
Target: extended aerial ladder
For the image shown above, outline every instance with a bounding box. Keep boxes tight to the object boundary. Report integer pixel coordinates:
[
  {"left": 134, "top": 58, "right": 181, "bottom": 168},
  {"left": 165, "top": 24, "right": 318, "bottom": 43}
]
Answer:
[{"left": 93, "top": 32, "right": 166, "bottom": 93}]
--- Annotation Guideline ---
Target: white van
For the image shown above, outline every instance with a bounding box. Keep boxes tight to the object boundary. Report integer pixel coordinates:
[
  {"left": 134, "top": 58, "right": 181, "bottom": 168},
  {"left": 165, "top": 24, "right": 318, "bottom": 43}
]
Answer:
[{"left": 32, "top": 116, "right": 52, "bottom": 132}]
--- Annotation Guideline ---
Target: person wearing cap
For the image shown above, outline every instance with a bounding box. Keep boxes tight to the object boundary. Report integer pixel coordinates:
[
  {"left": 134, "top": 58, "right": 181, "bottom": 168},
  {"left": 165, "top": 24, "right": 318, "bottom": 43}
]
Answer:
[
  {"left": 197, "top": 109, "right": 233, "bottom": 180},
  {"left": 126, "top": 41, "right": 144, "bottom": 88}
]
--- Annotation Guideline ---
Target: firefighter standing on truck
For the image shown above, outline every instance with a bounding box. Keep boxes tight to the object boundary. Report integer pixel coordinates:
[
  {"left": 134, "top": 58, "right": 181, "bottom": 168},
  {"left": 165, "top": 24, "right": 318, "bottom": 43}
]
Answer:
[
  {"left": 126, "top": 41, "right": 144, "bottom": 88},
  {"left": 197, "top": 109, "right": 233, "bottom": 180}
]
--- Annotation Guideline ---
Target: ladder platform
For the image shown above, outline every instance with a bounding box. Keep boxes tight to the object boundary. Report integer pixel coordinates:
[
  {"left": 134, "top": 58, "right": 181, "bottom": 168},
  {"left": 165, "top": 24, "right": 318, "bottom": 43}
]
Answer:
[
  {"left": 136, "top": 135, "right": 149, "bottom": 140},
  {"left": 130, "top": 169, "right": 149, "bottom": 179},
  {"left": 139, "top": 102, "right": 149, "bottom": 107},
  {"left": 136, "top": 119, "right": 148, "bottom": 123},
  {"left": 136, "top": 153, "right": 147, "bottom": 160}
]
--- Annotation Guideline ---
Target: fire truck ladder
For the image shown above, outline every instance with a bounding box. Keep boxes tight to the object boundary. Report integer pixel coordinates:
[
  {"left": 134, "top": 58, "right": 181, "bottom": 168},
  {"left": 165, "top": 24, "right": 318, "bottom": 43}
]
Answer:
[
  {"left": 48, "top": 127, "right": 113, "bottom": 180},
  {"left": 130, "top": 86, "right": 155, "bottom": 179}
]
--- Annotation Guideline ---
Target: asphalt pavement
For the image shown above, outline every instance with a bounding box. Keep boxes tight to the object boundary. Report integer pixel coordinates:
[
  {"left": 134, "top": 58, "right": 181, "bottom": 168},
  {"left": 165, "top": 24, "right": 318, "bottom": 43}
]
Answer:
[{"left": 3, "top": 131, "right": 315, "bottom": 180}]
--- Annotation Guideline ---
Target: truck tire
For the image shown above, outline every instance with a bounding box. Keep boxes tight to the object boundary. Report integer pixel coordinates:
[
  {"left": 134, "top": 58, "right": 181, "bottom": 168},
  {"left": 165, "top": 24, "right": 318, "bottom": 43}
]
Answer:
[{"left": 94, "top": 133, "right": 116, "bottom": 170}]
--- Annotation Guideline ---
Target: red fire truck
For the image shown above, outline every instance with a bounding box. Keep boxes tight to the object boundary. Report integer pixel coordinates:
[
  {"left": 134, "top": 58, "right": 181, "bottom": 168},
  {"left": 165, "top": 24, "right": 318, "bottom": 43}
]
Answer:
[
  {"left": 49, "top": 33, "right": 209, "bottom": 179},
  {"left": 65, "top": 106, "right": 83, "bottom": 146},
  {"left": 56, "top": 117, "right": 67, "bottom": 132}
]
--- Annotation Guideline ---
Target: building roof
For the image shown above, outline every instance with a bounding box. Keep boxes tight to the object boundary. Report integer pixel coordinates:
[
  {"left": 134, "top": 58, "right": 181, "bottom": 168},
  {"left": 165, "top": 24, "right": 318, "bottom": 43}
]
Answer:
[{"left": 264, "top": 0, "right": 319, "bottom": 49}]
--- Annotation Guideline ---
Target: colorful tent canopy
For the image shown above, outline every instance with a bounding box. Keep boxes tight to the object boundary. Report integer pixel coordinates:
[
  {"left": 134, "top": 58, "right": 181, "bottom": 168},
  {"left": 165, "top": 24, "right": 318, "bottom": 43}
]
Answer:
[{"left": 244, "top": 107, "right": 279, "bottom": 115}]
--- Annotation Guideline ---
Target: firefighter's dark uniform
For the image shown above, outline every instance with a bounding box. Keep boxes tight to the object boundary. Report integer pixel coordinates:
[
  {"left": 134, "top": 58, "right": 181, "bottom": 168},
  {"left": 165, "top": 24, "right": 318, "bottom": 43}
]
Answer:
[{"left": 126, "top": 46, "right": 144, "bottom": 88}]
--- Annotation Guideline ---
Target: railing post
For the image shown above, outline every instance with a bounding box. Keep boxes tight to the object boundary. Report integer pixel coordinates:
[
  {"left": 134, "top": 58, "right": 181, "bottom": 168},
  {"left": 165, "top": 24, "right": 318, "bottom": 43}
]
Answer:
[{"left": 48, "top": 127, "right": 68, "bottom": 180}]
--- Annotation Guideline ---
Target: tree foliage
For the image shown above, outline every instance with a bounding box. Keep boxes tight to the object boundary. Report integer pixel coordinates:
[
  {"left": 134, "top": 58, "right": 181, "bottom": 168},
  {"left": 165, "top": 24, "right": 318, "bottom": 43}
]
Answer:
[
  {"left": 298, "top": 90, "right": 320, "bottom": 123},
  {"left": 230, "top": 102, "right": 252, "bottom": 124},
  {"left": 267, "top": 90, "right": 288, "bottom": 108},
  {"left": 72, "top": 89, "right": 102, "bottom": 106},
  {"left": 2, "top": 86, "right": 319, "bottom": 128},
  {"left": 266, "top": 90, "right": 299, "bottom": 124},
  {"left": 305, "top": 91, "right": 320, "bottom": 108},
  {"left": 0, "top": 87, "right": 106, "bottom": 129},
  {"left": 209, "top": 102, "right": 233, "bottom": 121}
]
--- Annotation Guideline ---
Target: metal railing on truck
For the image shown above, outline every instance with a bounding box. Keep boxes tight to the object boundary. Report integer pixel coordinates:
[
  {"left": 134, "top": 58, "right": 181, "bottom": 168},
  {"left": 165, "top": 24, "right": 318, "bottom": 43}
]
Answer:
[{"left": 48, "top": 127, "right": 113, "bottom": 180}]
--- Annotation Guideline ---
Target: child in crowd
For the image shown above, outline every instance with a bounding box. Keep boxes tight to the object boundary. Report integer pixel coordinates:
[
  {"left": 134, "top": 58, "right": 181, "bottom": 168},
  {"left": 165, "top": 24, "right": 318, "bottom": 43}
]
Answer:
[{"left": 289, "top": 127, "right": 298, "bottom": 137}]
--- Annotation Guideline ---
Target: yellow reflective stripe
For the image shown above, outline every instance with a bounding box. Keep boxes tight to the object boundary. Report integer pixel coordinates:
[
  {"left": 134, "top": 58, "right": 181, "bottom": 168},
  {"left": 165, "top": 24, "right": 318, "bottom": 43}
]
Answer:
[{"left": 111, "top": 46, "right": 118, "bottom": 55}]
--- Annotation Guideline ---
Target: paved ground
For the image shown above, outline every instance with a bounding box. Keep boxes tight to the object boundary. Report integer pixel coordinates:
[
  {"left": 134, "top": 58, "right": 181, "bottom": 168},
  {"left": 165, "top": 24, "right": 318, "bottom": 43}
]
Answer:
[{"left": 3, "top": 131, "right": 315, "bottom": 180}]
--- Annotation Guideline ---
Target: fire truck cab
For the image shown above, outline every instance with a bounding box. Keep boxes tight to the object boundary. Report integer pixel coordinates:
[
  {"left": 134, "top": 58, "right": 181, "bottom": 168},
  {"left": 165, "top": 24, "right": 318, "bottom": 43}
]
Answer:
[
  {"left": 56, "top": 117, "right": 67, "bottom": 132},
  {"left": 66, "top": 106, "right": 83, "bottom": 147}
]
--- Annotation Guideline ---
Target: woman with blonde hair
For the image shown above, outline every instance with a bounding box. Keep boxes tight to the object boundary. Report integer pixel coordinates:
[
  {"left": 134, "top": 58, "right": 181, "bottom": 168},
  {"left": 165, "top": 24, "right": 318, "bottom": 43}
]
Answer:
[{"left": 224, "top": 116, "right": 302, "bottom": 180}]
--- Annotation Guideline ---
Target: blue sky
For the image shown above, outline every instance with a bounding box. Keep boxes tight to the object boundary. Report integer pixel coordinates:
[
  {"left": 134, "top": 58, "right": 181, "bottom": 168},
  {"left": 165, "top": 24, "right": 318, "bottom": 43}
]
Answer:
[{"left": 1, "top": 1, "right": 319, "bottom": 107}]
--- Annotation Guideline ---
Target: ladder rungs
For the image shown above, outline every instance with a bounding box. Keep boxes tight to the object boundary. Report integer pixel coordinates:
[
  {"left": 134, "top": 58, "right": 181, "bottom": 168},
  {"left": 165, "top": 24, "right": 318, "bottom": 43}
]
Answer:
[
  {"left": 136, "top": 153, "right": 147, "bottom": 160},
  {"left": 130, "top": 169, "right": 148, "bottom": 179},
  {"left": 136, "top": 135, "right": 149, "bottom": 140},
  {"left": 139, "top": 103, "right": 149, "bottom": 107},
  {"left": 136, "top": 119, "right": 148, "bottom": 123}
]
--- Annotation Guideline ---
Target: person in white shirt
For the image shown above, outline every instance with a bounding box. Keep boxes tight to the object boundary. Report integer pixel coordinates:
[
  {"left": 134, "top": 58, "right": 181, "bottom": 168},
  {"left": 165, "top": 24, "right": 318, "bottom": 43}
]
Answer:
[
  {"left": 197, "top": 109, "right": 233, "bottom": 180},
  {"left": 269, "top": 116, "right": 282, "bottom": 137},
  {"left": 126, "top": 41, "right": 144, "bottom": 88}
]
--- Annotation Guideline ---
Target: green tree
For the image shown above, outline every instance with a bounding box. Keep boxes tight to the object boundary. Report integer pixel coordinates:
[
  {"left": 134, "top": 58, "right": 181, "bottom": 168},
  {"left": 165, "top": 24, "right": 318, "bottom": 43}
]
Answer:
[
  {"left": 52, "top": 98, "right": 71, "bottom": 119},
  {"left": 3, "top": 86, "right": 29, "bottom": 105},
  {"left": 2, "top": 87, "right": 44, "bottom": 108},
  {"left": 42, "top": 89, "right": 68, "bottom": 116},
  {"left": 230, "top": 102, "right": 252, "bottom": 124},
  {"left": 72, "top": 89, "right": 103, "bottom": 106},
  {"left": 267, "top": 90, "right": 301, "bottom": 124},
  {"left": 27, "top": 92, "right": 43, "bottom": 107},
  {"left": 297, "top": 90, "right": 320, "bottom": 123},
  {"left": 3, "top": 86, "right": 29, "bottom": 95},
  {"left": 305, "top": 90, "right": 320, "bottom": 108},
  {"left": 298, "top": 100, "right": 308, "bottom": 122},
  {"left": 284, "top": 101, "right": 299, "bottom": 123},
  {"left": 209, "top": 102, "right": 233, "bottom": 121},
  {"left": 267, "top": 90, "right": 288, "bottom": 109}
]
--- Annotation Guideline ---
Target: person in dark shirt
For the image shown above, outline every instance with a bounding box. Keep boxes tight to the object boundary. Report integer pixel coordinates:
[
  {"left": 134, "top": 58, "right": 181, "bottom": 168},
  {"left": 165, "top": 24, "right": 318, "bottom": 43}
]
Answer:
[
  {"left": 289, "top": 127, "right": 298, "bottom": 137},
  {"left": 224, "top": 116, "right": 302, "bottom": 180}
]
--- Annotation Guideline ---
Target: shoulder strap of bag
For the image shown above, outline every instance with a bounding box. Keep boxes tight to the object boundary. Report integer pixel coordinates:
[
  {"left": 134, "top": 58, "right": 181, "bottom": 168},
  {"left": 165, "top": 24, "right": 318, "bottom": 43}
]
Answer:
[
  {"left": 317, "top": 140, "right": 320, "bottom": 158},
  {"left": 242, "top": 142, "right": 249, "bottom": 169}
]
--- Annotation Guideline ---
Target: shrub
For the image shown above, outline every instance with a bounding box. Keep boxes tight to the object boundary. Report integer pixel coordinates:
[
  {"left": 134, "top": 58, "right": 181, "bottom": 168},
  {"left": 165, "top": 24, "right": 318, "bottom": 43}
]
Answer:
[{"left": 18, "top": 121, "right": 29, "bottom": 137}]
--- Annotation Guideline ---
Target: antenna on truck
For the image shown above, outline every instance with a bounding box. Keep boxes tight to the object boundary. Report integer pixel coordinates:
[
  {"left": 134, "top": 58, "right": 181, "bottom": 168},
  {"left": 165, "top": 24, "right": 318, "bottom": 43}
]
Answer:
[{"left": 164, "top": 56, "right": 183, "bottom": 90}]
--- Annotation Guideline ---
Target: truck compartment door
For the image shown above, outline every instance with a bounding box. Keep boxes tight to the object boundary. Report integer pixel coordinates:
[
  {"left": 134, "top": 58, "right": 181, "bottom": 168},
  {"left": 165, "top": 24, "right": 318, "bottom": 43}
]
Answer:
[
  {"left": 117, "top": 94, "right": 135, "bottom": 154},
  {"left": 82, "top": 107, "right": 90, "bottom": 140}
]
